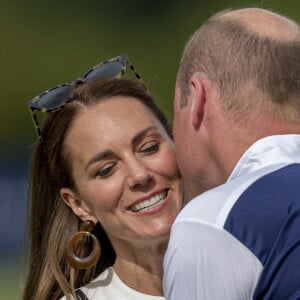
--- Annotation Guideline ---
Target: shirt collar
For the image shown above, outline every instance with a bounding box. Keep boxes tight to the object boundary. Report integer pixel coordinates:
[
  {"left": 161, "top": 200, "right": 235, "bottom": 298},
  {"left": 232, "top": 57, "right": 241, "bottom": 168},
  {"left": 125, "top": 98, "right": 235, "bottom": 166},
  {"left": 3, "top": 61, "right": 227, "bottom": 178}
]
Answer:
[{"left": 228, "top": 134, "right": 300, "bottom": 182}]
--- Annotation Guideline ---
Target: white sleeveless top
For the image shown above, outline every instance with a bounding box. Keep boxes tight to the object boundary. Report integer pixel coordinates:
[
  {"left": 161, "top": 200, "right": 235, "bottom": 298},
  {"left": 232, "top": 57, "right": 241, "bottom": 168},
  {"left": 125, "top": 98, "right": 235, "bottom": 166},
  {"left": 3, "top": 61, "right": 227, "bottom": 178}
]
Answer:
[{"left": 60, "top": 267, "right": 164, "bottom": 300}]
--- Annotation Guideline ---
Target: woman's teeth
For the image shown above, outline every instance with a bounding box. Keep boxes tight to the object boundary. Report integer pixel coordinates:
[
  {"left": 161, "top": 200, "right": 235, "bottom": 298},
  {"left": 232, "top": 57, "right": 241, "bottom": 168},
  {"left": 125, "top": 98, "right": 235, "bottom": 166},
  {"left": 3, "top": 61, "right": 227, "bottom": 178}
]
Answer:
[{"left": 131, "top": 191, "right": 167, "bottom": 212}]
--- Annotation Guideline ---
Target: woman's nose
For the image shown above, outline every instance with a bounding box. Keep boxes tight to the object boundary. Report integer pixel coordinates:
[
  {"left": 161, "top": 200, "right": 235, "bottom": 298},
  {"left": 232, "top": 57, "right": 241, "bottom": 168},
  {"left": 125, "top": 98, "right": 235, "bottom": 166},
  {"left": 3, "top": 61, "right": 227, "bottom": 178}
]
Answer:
[{"left": 127, "top": 159, "right": 153, "bottom": 189}]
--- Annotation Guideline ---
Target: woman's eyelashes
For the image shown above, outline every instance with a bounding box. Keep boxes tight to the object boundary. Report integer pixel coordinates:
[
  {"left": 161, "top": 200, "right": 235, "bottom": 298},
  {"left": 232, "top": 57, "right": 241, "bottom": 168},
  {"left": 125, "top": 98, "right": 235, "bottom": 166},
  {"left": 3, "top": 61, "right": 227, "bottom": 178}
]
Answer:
[
  {"left": 139, "top": 141, "right": 160, "bottom": 154},
  {"left": 95, "top": 162, "right": 117, "bottom": 178}
]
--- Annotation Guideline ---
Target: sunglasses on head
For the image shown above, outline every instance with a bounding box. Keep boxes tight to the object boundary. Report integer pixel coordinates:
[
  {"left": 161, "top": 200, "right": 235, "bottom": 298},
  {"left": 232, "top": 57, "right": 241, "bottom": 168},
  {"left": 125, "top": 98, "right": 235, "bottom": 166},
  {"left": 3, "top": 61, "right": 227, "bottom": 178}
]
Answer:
[{"left": 28, "top": 54, "right": 142, "bottom": 142}]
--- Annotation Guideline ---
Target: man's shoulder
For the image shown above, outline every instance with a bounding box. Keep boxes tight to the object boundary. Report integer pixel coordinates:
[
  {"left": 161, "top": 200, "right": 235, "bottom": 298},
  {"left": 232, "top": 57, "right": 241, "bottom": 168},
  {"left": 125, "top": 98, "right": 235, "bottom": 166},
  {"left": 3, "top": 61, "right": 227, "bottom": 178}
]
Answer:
[{"left": 224, "top": 163, "right": 300, "bottom": 260}]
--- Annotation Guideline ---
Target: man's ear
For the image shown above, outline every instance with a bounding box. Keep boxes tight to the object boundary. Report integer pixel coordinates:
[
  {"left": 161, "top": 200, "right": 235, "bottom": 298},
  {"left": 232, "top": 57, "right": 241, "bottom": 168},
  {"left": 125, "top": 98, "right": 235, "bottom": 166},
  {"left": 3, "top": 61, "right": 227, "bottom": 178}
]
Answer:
[
  {"left": 189, "top": 74, "right": 206, "bottom": 130},
  {"left": 60, "top": 187, "right": 97, "bottom": 224}
]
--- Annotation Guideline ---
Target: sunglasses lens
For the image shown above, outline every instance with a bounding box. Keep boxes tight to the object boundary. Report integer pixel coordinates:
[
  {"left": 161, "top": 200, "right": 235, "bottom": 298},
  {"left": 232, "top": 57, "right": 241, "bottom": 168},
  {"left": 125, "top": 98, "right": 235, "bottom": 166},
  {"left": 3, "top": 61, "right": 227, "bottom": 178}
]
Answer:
[
  {"left": 84, "top": 61, "right": 124, "bottom": 80},
  {"left": 32, "top": 85, "right": 74, "bottom": 110}
]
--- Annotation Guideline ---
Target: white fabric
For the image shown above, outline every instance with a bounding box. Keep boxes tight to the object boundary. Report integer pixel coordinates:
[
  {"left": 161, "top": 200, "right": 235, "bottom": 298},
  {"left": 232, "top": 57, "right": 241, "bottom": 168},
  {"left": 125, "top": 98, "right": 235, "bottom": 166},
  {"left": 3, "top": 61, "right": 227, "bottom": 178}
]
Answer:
[
  {"left": 163, "top": 134, "right": 300, "bottom": 300},
  {"left": 61, "top": 267, "right": 164, "bottom": 300}
]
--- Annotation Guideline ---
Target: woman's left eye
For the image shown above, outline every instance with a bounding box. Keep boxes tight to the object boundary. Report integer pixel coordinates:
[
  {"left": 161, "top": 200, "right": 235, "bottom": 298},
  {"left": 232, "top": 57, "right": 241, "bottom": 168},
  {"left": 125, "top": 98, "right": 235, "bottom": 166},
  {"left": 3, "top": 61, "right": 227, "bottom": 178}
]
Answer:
[
  {"left": 95, "top": 163, "right": 116, "bottom": 178},
  {"left": 140, "top": 142, "right": 160, "bottom": 154}
]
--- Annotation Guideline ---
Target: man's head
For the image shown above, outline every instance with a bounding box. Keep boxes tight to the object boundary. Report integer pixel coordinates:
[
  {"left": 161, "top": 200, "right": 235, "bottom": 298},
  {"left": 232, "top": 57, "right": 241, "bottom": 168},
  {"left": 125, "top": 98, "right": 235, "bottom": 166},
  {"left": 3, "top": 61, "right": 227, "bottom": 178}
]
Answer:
[{"left": 173, "top": 7, "right": 300, "bottom": 200}]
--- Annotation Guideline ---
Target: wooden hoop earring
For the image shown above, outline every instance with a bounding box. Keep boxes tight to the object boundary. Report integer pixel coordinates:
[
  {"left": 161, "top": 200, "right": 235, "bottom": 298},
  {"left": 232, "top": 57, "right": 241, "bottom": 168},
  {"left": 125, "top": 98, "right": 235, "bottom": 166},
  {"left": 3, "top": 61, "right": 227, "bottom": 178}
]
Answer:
[{"left": 66, "top": 220, "right": 101, "bottom": 269}]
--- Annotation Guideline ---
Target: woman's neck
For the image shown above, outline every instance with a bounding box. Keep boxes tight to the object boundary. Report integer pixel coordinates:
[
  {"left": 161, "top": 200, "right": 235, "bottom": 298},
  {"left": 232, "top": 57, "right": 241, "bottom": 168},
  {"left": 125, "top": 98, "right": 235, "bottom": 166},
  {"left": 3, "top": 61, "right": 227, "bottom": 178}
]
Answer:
[{"left": 112, "top": 240, "right": 167, "bottom": 296}]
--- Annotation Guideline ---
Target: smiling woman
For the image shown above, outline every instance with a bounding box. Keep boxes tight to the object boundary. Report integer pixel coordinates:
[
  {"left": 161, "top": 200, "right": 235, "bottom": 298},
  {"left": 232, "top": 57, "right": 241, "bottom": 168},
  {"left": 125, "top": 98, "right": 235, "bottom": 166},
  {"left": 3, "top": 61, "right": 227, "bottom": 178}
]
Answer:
[{"left": 22, "top": 61, "right": 183, "bottom": 300}]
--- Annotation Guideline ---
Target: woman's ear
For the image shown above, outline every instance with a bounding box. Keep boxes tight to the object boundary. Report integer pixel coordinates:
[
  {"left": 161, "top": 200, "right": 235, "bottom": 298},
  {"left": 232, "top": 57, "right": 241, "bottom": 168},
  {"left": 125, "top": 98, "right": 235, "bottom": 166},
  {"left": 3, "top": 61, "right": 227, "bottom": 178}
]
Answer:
[
  {"left": 60, "top": 187, "right": 98, "bottom": 224},
  {"left": 189, "top": 74, "right": 206, "bottom": 130}
]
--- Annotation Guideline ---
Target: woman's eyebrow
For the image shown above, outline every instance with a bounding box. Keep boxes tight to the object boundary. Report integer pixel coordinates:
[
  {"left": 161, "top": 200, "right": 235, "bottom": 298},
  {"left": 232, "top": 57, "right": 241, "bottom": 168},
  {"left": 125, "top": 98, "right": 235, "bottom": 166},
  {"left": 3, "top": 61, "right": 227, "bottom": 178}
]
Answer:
[
  {"left": 131, "top": 125, "right": 158, "bottom": 145},
  {"left": 85, "top": 150, "right": 114, "bottom": 171}
]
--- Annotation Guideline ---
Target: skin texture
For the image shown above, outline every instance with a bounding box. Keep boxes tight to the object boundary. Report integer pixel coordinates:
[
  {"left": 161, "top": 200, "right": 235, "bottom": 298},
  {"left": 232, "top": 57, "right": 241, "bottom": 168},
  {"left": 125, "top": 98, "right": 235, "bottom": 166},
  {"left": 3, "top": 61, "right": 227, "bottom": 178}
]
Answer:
[{"left": 60, "top": 96, "right": 183, "bottom": 295}]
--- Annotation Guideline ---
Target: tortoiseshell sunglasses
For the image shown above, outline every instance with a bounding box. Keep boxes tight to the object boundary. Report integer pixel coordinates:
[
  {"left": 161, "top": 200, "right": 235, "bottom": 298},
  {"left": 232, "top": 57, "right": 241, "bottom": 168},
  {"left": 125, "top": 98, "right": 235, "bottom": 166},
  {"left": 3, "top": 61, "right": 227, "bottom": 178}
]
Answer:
[{"left": 28, "top": 54, "right": 142, "bottom": 142}]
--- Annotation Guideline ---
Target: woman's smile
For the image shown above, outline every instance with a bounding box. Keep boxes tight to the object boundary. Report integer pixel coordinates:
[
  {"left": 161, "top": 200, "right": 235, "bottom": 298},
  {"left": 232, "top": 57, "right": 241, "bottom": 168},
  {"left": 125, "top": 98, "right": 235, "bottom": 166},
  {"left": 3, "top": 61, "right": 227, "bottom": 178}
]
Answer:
[{"left": 129, "top": 189, "right": 168, "bottom": 213}]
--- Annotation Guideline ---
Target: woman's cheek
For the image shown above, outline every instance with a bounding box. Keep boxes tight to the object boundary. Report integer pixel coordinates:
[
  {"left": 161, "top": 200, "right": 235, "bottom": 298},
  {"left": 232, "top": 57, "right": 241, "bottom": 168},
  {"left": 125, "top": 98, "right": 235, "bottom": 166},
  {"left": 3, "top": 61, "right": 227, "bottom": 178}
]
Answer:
[
  {"left": 162, "top": 147, "right": 181, "bottom": 177},
  {"left": 86, "top": 178, "right": 124, "bottom": 211}
]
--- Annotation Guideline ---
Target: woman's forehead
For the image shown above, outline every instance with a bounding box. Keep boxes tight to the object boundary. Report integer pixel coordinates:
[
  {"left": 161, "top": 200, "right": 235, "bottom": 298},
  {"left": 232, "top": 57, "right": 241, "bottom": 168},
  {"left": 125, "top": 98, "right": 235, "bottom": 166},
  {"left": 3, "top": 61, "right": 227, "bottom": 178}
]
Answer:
[
  {"left": 74, "top": 96, "right": 159, "bottom": 131},
  {"left": 64, "top": 97, "right": 165, "bottom": 158}
]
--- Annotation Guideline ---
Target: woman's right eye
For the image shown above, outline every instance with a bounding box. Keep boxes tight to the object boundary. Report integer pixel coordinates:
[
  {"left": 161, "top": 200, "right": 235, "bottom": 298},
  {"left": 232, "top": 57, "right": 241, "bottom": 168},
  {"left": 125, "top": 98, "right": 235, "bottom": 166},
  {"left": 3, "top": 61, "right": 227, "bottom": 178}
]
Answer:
[{"left": 95, "top": 163, "right": 115, "bottom": 178}]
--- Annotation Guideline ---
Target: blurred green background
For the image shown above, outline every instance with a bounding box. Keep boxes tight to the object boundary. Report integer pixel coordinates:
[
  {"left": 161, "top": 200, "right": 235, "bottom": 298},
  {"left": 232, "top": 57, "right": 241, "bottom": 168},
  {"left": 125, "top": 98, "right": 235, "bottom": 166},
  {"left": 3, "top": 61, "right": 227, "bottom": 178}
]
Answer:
[{"left": 1, "top": 0, "right": 300, "bottom": 299}]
